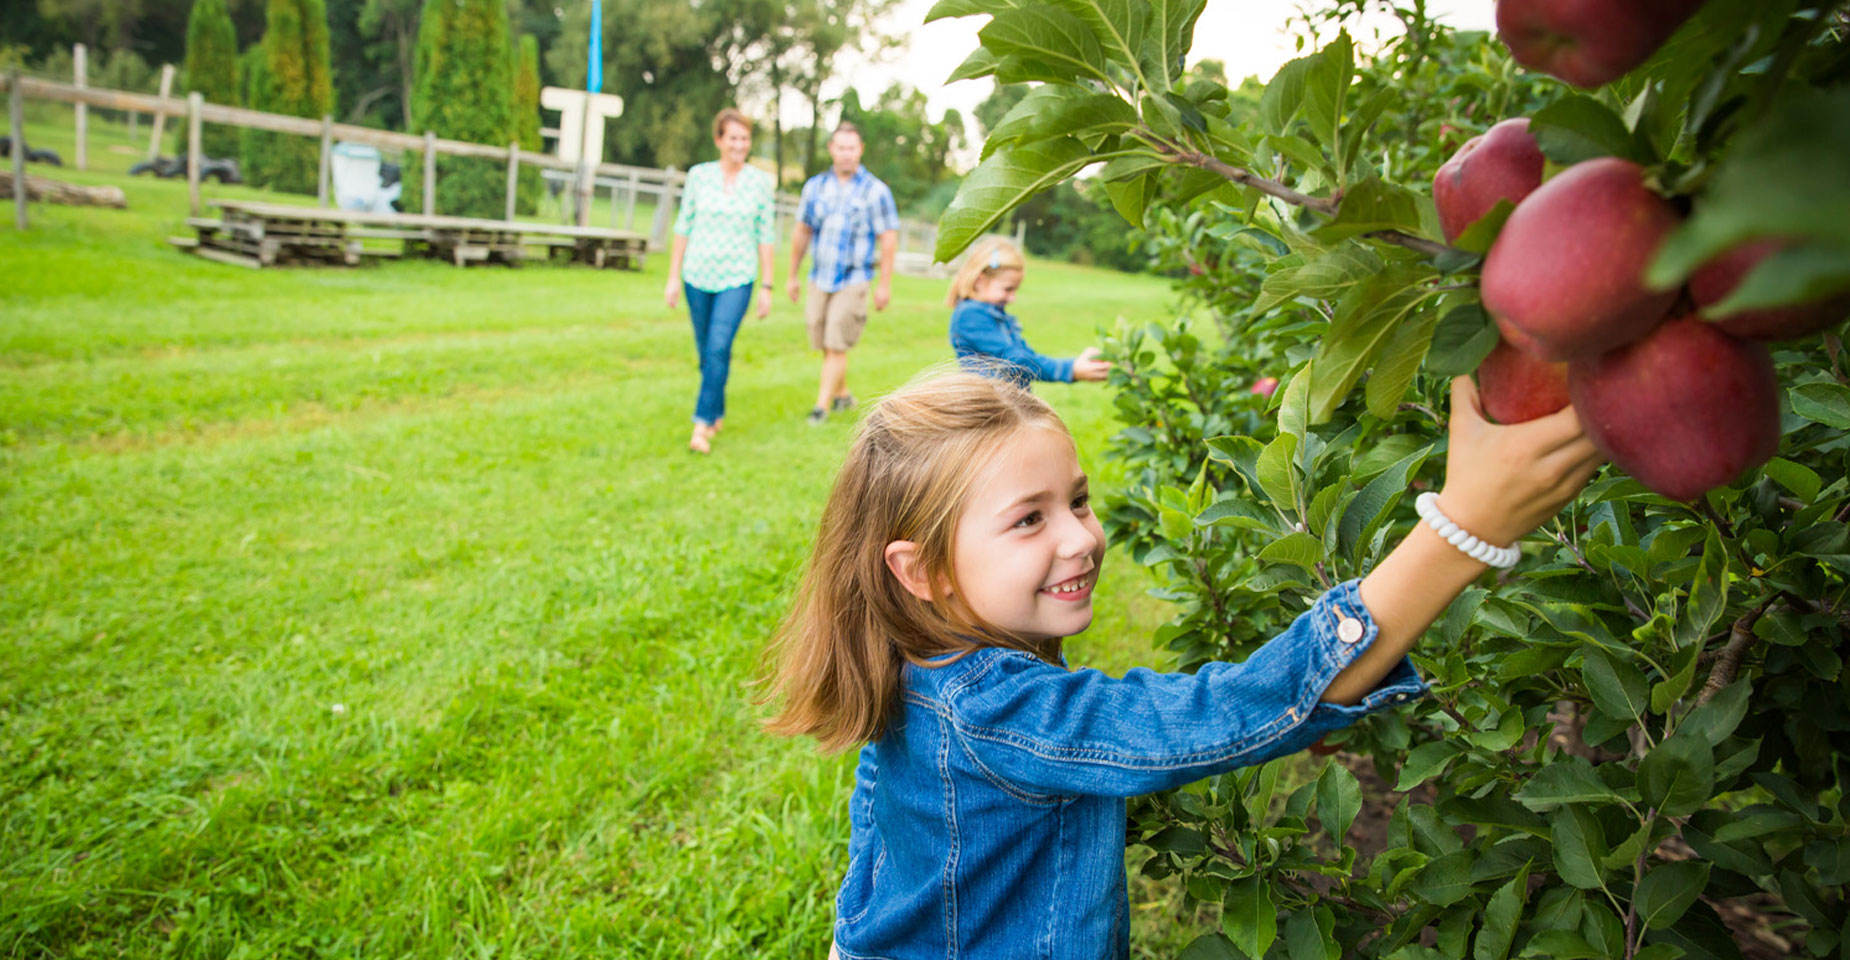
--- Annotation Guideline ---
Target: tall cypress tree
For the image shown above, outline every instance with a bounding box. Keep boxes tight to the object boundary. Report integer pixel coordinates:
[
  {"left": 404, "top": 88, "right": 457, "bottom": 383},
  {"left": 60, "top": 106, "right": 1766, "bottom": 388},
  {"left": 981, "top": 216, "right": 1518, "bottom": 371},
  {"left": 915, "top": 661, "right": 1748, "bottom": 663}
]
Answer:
[
  {"left": 240, "top": 0, "right": 334, "bottom": 193},
  {"left": 183, "top": 0, "right": 240, "bottom": 159},
  {"left": 404, "top": 0, "right": 514, "bottom": 217},
  {"left": 513, "top": 34, "right": 542, "bottom": 217}
]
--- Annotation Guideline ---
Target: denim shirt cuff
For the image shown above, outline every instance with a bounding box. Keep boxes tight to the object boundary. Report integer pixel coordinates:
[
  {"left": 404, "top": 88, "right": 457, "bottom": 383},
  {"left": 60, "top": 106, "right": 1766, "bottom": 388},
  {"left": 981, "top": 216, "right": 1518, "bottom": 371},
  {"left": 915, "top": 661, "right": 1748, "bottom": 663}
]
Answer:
[{"left": 1301, "top": 579, "right": 1429, "bottom": 726}]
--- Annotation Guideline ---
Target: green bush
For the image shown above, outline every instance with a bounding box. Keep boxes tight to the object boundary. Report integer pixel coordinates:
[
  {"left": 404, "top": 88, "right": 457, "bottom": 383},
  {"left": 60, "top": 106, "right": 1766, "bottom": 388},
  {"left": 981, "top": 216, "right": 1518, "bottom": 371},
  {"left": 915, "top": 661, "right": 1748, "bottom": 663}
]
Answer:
[
  {"left": 401, "top": 0, "right": 515, "bottom": 218},
  {"left": 183, "top": 0, "right": 240, "bottom": 160},
  {"left": 513, "top": 34, "right": 542, "bottom": 217},
  {"left": 239, "top": 0, "right": 334, "bottom": 194}
]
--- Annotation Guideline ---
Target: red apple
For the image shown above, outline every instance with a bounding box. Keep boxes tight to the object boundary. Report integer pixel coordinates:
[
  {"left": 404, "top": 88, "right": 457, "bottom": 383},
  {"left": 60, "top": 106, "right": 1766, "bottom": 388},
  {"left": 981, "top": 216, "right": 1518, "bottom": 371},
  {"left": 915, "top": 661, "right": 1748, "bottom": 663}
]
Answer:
[
  {"left": 1496, "top": 0, "right": 1707, "bottom": 89},
  {"left": 1250, "top": 377, "right": 1280, "bottom": 398},
  {"left": 1433, "top": 118, "right": 1545, "bottom": 243},
  {"left": 1690, "top": 238, "right": 1850, "bottom": 341},
  {"left": 1496, "top": 317, "right": 1551, "bottom": 359},
  {"left": 1476, "top": 338, "right": 1571, "bottom": 424},
  {"left": 1567, "top": 316, "right": 1779, "bottom": 501},
  {"left": 1482, "top": 158, "right": 1681, "bottom": 360}
]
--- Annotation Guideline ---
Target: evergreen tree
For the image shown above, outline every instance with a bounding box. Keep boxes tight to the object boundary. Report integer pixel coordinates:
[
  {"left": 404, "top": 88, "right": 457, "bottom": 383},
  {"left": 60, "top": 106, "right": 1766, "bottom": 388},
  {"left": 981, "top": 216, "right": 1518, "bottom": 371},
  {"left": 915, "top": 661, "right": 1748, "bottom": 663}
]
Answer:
[
  {"left": 240, "top": 0, "right": 334, "bottom": 193},
  {"left": 513, "top": 33, "right": 542, "bottom": 216},
  {"left": 183, "top": 0, "right": 240, "bottom": 159},
  {"left": 403, "top": 0, "right": 514, "bottom": 217}
]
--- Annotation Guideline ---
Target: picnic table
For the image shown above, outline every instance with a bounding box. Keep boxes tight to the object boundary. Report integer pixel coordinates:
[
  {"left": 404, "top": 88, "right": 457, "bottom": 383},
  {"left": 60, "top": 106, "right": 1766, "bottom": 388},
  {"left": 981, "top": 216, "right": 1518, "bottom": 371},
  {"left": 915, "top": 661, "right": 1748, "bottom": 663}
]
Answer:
[{"left": 171, "top": 200, "right": 649, "bottom": 270}]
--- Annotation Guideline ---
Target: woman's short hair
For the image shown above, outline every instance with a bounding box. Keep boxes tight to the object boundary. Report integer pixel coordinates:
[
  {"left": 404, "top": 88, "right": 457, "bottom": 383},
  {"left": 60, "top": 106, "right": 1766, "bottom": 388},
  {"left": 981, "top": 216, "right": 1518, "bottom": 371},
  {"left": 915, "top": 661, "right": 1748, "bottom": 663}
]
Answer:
[{"left": 712, "top": 108, "right": 752, "bottom": 139}]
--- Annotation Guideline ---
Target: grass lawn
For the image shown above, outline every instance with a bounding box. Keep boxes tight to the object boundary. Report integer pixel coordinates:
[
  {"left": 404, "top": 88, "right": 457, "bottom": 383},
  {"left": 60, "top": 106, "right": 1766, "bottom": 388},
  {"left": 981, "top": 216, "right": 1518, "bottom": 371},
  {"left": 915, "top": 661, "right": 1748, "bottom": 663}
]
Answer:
[{"left": 2, "top": 112, "right": 1204, "bottom": 958}]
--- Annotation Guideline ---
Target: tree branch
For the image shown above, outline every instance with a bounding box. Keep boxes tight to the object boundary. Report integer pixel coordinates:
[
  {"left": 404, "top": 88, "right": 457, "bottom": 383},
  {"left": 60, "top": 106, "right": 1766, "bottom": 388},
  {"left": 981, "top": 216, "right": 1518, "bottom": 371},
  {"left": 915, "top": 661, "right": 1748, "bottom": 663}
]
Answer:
[
  {"left": 1164, "top": 148, "right": 1456, "bottom": 259},
  {"left": 1694, "top": 602, "right": 1775, "bottom": 706}
]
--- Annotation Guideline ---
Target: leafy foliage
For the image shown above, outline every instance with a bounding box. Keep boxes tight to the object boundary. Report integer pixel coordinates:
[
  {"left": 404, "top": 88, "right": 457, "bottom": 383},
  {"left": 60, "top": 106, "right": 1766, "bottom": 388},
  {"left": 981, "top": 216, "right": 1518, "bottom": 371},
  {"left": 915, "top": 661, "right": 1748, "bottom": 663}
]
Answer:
[
  {"left": 183, "top": 0, "right": 241, "bottom": 159},
  {"left": 512, "top": 32, "right": 542, "bottom": 216},
  {"left": 936, "top": 0, "right": 1850, "bottom": 955},
  {"left": 239, "top": 0, "right": 334, "bottom": 193},
  {"left": 402, "top": 0, "right": 514, "bottom": 217}
]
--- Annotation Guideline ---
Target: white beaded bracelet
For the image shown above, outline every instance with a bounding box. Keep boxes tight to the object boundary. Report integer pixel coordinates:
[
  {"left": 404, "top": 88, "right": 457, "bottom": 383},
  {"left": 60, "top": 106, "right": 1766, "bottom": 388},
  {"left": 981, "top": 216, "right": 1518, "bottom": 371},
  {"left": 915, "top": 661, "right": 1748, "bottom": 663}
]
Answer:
[{"left": 1413, "top": 492, "right": 1522, "bottom": 569}]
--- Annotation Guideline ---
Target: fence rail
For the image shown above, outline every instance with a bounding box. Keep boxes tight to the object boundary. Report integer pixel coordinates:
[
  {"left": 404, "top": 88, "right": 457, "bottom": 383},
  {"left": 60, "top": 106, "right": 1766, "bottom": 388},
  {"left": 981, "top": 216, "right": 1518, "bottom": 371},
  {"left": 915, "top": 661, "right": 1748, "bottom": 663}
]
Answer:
[{"left": 5, "top": 62, "right": 984, "bottom": 266}]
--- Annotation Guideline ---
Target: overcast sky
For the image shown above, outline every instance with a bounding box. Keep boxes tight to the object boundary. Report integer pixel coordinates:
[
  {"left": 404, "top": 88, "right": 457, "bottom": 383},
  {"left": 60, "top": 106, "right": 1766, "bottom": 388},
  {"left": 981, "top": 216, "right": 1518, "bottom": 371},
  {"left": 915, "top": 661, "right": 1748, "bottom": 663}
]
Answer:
[{"left": 781, "top": 0, "right": 1498, "bottom": 131}]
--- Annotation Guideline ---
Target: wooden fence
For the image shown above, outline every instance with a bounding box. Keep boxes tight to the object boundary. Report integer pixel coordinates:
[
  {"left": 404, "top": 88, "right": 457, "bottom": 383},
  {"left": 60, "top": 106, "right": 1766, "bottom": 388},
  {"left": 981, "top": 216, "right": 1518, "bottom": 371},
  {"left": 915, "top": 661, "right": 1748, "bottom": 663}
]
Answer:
[{"left": 4, "top": 59, "right": 1006, "bottom": 268}]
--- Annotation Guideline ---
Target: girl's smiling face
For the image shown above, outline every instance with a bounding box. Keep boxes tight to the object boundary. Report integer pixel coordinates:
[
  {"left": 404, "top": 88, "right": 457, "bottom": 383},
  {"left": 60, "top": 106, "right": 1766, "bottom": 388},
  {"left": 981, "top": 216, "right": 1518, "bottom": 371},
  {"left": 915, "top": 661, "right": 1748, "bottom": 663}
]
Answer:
[
  {"left": 949, "top": 425, "right": 1105, "bottom": 643},
  {"left": 971, "top": 269, "right": 1022, "bottom": 307}
]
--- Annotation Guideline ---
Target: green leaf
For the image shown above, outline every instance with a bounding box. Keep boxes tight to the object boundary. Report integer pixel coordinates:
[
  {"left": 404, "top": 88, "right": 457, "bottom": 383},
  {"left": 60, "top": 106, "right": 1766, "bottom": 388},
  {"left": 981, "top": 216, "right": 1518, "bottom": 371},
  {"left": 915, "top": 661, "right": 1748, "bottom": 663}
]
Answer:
[
  {"left": 1474, "top": 863, "right": 1531, "bottom": 960},
  {"left": 1637, "top": 732, "right": 1715, "bottom": 817},
  {"left": 1144, "top": 825, "right": 1209, "bottom": 857},
  {"left": 984, "top": 86, "right": 1140, "bottom": 155},
  {"left": 937, "top": 138, "right": 1096, "bottom": 260},
  {"left": 1301, "top": 31, "right": 1353, "bottom": 155},
  {"left": 1177, "top": 932, "right": 1243, "bottom": 960},
  {"left": 1450, "top": 199, "right": 1515, "bottom": 256},
  {"left": 1679, "top": 680, "right": 1750, "bottom": 748},
  {"left": 1316, "top": 760, "right": 1362, "bottom": 843},
  {"left": 1703, "top": 242, "right": 1850, "bottom": 316},
  {"left": 1650, "top": 641, "right": 1701, "bottom": 715},
  {"left": 1043, "top": 0, "right": 1148, "bottom": 73},
  {"left": 1425, "top": 303, "right": 1499, "bottom": 376},
  {"left": 1789, "top": 382, "right": 1850, "bottom": 430},
  {"left": 1277, "top": 367, "right": 1311, "bottom": 444},
  {"left": 945, "top": 46, "right": 1000, "bottom": 82},
  {"left": 1675, "top": 527, "right": 1728, "bottom": 650},
  {"left": 1763, "top": 458, "right": 1822, "bottom": 502},
  {"left": 1258, "top": 532, "right": 1324, "bottom": 571},
  {"left": 1255, "top": 433, "right": 1300, "bottom": 510},
  {"left": 1337, "top": 445, "right": 1429, "bottom": 559},
  {"left": 1513, "top": 756, "right": 1624, "bottom": 810},
  {"left": 1365, "top": 305, "right": 1440, "bottom": 419},
  {"left": 1310, "top": 265, "right": 1434, "bottom": 422},
  {"left": 1196, "top": 498, "right": 1277, "bottom": 533},
  {"left": 1253, "top": 244, "right": 1384, "bottom": 314},
  {"left": 1266, "top": 133, "right": 1329, "bottom": 177},
  {"left": 1284, "top": 906, "right": 1338, "bottom": 960},
  {"left": 1395, "top": 741, "right": 1464, "bottom": 792},
  {"left": 926, "top": 0, "right": 1028, "bottom": 21},
  {"left": 1522, "top": 930, "right": 1601, "bottom": 960},
  {"left": 1140, "top": 0, "right": 1206, "bottom": 91},
  {"left": 1314, "top": 177, "right": 1428, "bottom": 242},
  {"left": 1549, "top": 805, "right": 1609, "bottom": 890},
  {"left": 979, "top": 5, "right": 1113, "bottom": 84},
  {"left": 1409, "top": 849, "right": 1478, "bottom": 907},
  {"left": 1260, "top": 54, "right": 1316, "bottom": 135},
  {"left": 1221, "top": 875, "right": 1278, "bottom": 960},
  {"left": 1102, "top": 175, "right": 1157, "bottom": 227},
  {"left": 1581, "top": 648, "right": 1650, "bottom": 725},
  {"left": 1529, "top": 94, "right": 1647, "bottom": 166},
  {"left": 1649, "top": 87, "right": 1850, "bottom": 287}
]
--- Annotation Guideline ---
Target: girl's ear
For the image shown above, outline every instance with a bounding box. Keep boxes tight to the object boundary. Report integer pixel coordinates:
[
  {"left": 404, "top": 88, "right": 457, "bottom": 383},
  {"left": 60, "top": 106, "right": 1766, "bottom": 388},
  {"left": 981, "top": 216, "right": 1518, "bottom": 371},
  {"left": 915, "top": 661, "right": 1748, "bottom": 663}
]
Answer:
[{"left": 884, "top": 541, "right": 943, "bottom": 602}]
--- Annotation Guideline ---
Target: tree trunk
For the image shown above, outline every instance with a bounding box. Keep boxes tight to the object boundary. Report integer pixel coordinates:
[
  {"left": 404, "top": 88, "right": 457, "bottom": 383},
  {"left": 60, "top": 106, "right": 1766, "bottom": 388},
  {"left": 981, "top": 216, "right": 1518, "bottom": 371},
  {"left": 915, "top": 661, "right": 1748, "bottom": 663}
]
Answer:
[
  {"left": 770, "top": 59, "right": 784, "bottom": 189},
  {"left": 396, "top": 19, "right": 414, "bottom": 127}
]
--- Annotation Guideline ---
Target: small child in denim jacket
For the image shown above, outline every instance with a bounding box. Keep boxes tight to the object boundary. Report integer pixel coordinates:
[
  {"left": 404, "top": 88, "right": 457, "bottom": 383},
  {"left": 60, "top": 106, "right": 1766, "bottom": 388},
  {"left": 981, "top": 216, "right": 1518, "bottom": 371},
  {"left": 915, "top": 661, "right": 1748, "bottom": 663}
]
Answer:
[
  {"left": 948, "top": 238, "right": 1112, "bottom": 389},
  {"left": 762, "top": 371, "right": 1601, "bottom": 959}
]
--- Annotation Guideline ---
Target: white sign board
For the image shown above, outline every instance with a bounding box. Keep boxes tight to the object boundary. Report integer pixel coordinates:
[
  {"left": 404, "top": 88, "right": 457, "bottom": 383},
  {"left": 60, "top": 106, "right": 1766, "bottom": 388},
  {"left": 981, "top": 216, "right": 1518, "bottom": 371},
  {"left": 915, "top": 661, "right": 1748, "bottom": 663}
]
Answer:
[{"left": 540, "top": 88, "right": 625, "bottom": 166}]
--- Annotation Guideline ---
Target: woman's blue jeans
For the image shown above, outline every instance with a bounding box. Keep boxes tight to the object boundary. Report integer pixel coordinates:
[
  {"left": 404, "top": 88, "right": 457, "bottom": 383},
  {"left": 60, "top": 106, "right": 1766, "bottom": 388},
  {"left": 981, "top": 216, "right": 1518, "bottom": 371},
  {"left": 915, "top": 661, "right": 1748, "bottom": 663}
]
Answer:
[{"left": 684, "top": 281, "right": 752, "bottom": 426}]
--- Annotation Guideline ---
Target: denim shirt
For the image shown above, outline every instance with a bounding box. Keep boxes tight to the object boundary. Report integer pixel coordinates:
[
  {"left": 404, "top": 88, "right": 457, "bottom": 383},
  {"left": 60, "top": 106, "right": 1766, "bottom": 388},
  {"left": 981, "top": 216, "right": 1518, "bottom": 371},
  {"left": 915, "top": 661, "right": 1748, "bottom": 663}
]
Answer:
[
  {"left": 833, "top": 580, "right": 1426, "bottom": 959},
  {"left": 949, "top": 299, "right": 1075, "bottom": 388}
]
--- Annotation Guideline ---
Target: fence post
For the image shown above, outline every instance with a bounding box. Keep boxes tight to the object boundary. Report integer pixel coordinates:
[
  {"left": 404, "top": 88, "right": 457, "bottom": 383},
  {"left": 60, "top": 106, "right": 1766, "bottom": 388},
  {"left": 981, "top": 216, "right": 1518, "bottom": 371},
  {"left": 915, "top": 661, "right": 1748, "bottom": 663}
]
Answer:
[
  {"left": 73, "top": 44, "right": 87, "bottom": 172},
  {"left": 504, "top": 141, "right": 518, "bottom": 222},
  {"left": 625, "top": 169, "right": 638, "bottom": 231},
  {"left": 317, "top": 115, "right": 333, "bottom": 207},
  {"left": 11, "top": 69, "right": 27, "bottom": 230},
  {"left": 574, "top": 94, "right": 594, "bottom": 227},
  {"left": 186, "top": 92, "right": 202, "bottom": 217},
  {"left": 148, "top": 64, "right": 174, "bottom": 161},
  {"left": 1014, "top": 217, "right": 1026, "bottom": 249},
  {"left": 650, "top": 168, "right": 679, "bottom": 250},
  {"left": 422, "top": 130, "right": 435, "bottom": 216}
]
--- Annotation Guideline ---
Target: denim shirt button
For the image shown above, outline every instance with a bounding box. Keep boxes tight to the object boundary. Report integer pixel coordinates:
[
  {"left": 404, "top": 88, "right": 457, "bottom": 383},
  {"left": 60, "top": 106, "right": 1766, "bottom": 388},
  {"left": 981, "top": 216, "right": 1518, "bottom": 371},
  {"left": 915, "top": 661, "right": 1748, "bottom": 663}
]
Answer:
[{"left": 1337, "top": 617, "right": 1364, "bottom": 644}]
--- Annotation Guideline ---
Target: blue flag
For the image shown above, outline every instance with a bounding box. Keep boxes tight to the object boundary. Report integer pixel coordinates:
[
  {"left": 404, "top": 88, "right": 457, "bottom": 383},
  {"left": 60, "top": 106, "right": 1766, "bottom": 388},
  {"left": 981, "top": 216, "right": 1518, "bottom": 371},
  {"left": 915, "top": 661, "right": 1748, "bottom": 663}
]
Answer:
[{"left": 587, "top": 0, "right": 603, "bottom": 93}]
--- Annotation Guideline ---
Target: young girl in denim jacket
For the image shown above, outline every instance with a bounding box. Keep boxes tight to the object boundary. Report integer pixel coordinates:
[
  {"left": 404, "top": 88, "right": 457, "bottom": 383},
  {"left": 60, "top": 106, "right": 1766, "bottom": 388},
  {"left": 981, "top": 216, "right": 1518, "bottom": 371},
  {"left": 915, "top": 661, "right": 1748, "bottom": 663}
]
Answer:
[
  {"left": 763, "top": 371, "right": 1601, "bottom": 959},
  {"left": 948, "top": 238, "right": 1113, "bottom": 388}
]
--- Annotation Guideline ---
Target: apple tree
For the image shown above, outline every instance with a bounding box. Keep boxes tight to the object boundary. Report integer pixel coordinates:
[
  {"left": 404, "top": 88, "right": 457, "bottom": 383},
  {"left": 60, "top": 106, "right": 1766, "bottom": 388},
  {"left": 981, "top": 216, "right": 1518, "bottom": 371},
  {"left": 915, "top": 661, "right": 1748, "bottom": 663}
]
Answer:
[{"left": 931, "top": 0, "right": 1850, "bottom": 957}]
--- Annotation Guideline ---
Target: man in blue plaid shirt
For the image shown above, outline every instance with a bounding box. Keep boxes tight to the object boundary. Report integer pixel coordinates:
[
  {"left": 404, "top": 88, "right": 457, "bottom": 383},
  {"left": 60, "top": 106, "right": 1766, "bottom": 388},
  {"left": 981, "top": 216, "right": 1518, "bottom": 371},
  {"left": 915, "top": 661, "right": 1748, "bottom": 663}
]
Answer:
[{"left": 787, "top": 122, "right": 900, "bottom": 425}]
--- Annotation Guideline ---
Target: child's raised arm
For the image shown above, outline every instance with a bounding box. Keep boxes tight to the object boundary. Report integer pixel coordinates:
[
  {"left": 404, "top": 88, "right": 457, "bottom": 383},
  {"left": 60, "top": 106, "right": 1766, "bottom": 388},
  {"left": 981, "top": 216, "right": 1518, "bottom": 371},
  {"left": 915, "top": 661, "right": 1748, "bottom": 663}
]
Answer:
[{"left": 1323, "top": 376, "right": 1605, "bottom": 705}]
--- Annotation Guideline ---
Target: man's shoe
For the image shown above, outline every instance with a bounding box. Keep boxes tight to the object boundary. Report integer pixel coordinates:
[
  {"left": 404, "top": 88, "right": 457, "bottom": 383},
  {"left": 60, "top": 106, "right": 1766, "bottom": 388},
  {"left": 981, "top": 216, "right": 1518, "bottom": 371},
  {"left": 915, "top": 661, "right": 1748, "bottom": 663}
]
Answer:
[
  {"left": 806, "top": 407, "right": 828, "bottom": 425},
  {"left": 831, "top": 393, "right": 857, "bottom": 413}
]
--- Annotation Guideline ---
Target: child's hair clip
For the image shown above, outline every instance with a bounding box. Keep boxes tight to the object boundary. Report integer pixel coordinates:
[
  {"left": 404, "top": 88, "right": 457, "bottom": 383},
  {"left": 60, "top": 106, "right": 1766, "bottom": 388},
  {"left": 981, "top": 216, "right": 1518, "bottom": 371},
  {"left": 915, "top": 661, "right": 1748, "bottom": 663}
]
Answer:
[{"left": 987, "top": 247, "right": 1002, "bottom": 270}]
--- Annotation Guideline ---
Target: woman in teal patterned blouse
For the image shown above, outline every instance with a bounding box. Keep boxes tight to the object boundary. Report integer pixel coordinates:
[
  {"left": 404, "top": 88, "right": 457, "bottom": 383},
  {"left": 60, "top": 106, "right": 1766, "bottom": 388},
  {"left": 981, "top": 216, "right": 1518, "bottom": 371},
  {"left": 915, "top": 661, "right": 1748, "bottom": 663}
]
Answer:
[{"left": 664, "top": 108, "right": 778, "bottom": 454}]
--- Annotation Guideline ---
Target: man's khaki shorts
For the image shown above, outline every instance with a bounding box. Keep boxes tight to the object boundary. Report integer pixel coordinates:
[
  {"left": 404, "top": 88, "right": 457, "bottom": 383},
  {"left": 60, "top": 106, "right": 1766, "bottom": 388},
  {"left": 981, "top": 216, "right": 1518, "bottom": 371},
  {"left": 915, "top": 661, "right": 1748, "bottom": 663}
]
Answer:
[{"left": 806, "top": 283, "right": 870, "bottom": 352}]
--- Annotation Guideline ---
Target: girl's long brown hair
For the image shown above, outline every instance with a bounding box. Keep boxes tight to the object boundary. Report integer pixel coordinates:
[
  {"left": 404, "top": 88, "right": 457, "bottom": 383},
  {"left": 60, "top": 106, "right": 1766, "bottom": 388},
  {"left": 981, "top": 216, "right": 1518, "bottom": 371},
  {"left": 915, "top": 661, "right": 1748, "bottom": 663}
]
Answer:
[{"left": 760, "top": 371, "right": 1068, "bottom": 752}]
